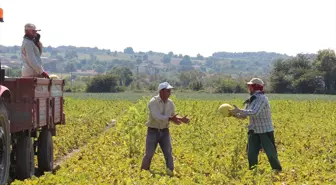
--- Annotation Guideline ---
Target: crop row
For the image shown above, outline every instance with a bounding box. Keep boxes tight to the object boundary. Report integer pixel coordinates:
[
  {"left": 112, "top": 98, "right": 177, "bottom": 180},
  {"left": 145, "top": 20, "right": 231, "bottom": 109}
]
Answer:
[
  {"left": 13, "top": 98, "right": 336, "bottom": 184},
  {"left": 53, "top": 98, "right": 132, "bottom": 161}
]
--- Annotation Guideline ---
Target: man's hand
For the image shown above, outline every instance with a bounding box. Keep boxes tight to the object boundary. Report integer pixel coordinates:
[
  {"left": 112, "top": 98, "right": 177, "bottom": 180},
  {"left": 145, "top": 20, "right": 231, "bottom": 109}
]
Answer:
[
  {"left": 41, "top": 71, "right": 49, "bottom": 79},
  {"left": 231, "top": 113, "right": 247, "bottom": 120},
  {"left": 178, "top": 115, "right": 190, "bottom": 124},
  {"left": 229, "top": 105, "right": 241, "bottom": 115},
  {"left": 169, "top": 114, "right": 182, "bottom": 125},
  {"left": 35, "top": 33, "right": 41, "bottom": 42},
  {"left": 229, "top": 105, "right": 248, "bottom": 119}
]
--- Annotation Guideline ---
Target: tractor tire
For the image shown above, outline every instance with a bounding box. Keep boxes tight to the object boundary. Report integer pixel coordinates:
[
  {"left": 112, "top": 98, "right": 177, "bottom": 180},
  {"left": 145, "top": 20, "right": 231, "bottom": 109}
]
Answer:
[
  {"left": 15, "top": 133, "right": 35, "bottom": 180},
  {"left": 0, "top": 102, "right": 10, "bottom": 184},
  {"left": 37, "top": 127, "right": 53, "bottom": 172}
]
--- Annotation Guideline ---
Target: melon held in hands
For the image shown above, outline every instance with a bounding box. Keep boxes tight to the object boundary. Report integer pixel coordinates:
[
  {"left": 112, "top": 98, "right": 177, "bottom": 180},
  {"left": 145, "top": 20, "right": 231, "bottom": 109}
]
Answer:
[{"left": 218, "top": 103, "right": 234, "bottom": 117}]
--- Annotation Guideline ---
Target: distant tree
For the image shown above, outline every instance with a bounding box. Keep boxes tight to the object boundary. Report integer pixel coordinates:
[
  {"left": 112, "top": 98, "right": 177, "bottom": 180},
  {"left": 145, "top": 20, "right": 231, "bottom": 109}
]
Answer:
[
  {"left": 64, "top": 62, "right": 76, "bottom": 73},
  {"left": 109, "top": 67, "right": 133, "bottom": 86},
  {"left": 270, "top": 54, "right": 324, "bottom": 93},
  {"left": 44, "top": 46, "right": 53, "bottom": 53},
  {"left": 292, "top": 69, "right": 324, "bottom": 93},
  {"left": 180, "top": 55, "right": 193, "bottom": 65},
  {"left": 65, "top": 50, "right": 78, "bottom": 59},
  {"left": 143, "top": 54, "right": 149, "bottom": 61},
  {"left": 124, "top": 47, "right": 135, "bottom": 54},
  {"left": 205, "top": 57, "right": 214, "bottom": 67},
  {"left": 313, "top": 49, "right": 336, "bottom": 93},
  {"left": 75, "top": 61, "right": 83, "bottom": 70},
  {"left": 270, "top": 59, "right": 295, "bottom": 93},
  {"left": 82, "top": 65, "right": 92, "bottom": 71},
  {"left": 215, "top": 79, "right": 247, "bottom": 93},
  {"left": 162, "top": 55, "right": 171, "bottom": 64},
  {"left": 147, "top": 84, "right": 157, "bottom": 91},
  {"left": 6, "top": 68, "right": 21, "bottom": 77},
  {"left": 189, "top": 81, "right": 203, "bottom": 91},
  {"left": 43, "top": 62, "right": 56, "bottom": 72},
  {"left": 197, "top": 53, "right": 204, "bottom": 60},
  {"left": 178, "top": 65, "right": 194, "bottom": 72},
  {"left": 178, "top": 54, "right": 183, "bottom": 58},
  {"left": 178, "top": 70, "right": 204, "bottom": 87},
  {"left": 80, "top": 59, "right": 88, "bottom": 65},
  {"left": 56, "top": 55, "right": 65, "bottom": 62},
  {"left": 200, "top": 65, "right": 207, "bottom": 73},
  {"left": 50, "top": 50, "right": 58, "bottom": 57},
  {"left": 90, "top": 54, "right": 97, "bottom": 62},
  {"left": 136, "top": 59, "right": 142, "bottom": 65},
  {"left": 113, "top": 51, "right": 118, "bottom": 57},
  {"left": 95, "top": 65, "right": 105, "bottom": 73},
  {"left": 86, "top": 74, "right": 123, "bottom": 92},
  {"left": 168, "top": 51, "right": 174, "bottom": 57}
]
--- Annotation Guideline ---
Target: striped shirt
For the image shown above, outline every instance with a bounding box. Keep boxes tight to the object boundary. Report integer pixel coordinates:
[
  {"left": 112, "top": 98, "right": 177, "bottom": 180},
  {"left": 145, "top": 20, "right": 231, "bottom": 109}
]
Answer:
[
  {"left": 145, "top": 95, "right": 176, "bottom": 129},
  {"left": 240, "top": 91, "right": 274, "bottom": 133}
]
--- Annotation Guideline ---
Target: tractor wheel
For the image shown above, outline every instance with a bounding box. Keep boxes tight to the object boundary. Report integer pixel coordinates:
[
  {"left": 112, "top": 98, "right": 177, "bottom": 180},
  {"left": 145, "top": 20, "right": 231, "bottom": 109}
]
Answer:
[
  {"left": 0, "top": 102, "right": 10, "bottom": 184},
  {"left": 15, "top": 133, "right": 35, "bottom": 180},
  {"left": 37, "top": 127, "right": 53, "bottom": 172}
]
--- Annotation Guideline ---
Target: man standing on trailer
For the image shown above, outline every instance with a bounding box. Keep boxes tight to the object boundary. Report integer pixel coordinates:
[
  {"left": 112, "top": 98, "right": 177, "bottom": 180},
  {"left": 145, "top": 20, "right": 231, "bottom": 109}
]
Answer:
[
  {"left": 21, "top": 23, "right": 49, "bottom": 78},
  {"left": 141, "top": 82, "right": 189, "bottom": 176}
]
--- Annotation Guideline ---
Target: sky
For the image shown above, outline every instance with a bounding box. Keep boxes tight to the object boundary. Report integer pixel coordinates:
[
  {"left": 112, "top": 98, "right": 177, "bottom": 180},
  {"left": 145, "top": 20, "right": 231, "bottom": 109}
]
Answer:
[{"left": 0, "top": 0, "right": 335, "bottom": 57}]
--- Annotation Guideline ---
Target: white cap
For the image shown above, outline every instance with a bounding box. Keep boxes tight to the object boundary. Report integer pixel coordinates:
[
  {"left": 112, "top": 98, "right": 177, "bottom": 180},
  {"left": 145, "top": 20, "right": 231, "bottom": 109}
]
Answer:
[
  {"left": 24, "top": 23, "right": 41, "bottom": 31},
  {"left": 158, "top": 82, "right": 173, "bottom": 91},
  {"left": 247, "top": 78, "right": 264, "bottom": 86}
]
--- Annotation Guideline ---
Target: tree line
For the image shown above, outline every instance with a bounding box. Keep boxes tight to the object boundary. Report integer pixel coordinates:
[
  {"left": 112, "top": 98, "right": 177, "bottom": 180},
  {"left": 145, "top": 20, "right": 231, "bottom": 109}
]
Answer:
[
  {"left": 2, "top": 44, "right": 335, "bottom": 94},
  {"left": 82, "top": 49, "right": 336, "bottom": 94},
  {"left": 270, "top": 49, "right": 336, "bottom": 94},
  {"left": 82, "top": 67, "right": 249, "bottom": 93}
]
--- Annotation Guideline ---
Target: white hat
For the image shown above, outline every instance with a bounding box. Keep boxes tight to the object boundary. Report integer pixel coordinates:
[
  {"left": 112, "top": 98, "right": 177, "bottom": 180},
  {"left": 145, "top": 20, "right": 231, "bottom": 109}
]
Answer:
[
  {"left": 24, "top": 23, "right": 41, "bottom": 31},
  {"left": 158, "top": 82, "right": 174, "bottom": 91},
  {"left": 247, "top": 78, "right": 264, "bottom": 86}
]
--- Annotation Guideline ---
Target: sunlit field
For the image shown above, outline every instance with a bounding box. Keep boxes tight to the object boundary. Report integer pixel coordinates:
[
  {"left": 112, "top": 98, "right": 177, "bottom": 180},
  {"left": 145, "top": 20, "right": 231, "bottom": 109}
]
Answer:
[{"left": 11, "top": 93, "right": 336, "bottom": 184}]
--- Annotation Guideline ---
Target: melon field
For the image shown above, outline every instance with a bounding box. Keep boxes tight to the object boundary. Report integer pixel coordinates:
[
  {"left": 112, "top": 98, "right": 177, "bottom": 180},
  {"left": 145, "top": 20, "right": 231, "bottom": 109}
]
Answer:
[{"left": 11, "top": 93, "right": 336, "bottom": 184}]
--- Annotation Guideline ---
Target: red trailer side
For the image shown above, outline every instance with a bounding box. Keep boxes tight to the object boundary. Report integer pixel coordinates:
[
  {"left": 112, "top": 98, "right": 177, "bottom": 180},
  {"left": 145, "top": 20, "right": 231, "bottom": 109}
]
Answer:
[{"left": 2, "top": 78, "right": 65, "bottom": 133}]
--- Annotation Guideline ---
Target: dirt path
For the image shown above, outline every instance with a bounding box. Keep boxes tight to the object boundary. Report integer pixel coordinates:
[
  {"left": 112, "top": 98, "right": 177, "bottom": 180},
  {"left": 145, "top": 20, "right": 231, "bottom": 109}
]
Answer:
[
  {"left": 50, "top": 108, "right": 128, "bottom": 174},
  {"left": 52, "top": 119, "right": 117, "bottom": 172}
]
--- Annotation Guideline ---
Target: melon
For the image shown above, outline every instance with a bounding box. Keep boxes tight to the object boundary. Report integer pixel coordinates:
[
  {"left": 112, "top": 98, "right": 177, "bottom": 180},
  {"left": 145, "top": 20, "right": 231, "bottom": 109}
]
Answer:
[
  {"left": 50, "top": 74, "right": 60, "bottom": 80},
  {"left": 218, "top": 103, "right": 234, "bottom": 117}
]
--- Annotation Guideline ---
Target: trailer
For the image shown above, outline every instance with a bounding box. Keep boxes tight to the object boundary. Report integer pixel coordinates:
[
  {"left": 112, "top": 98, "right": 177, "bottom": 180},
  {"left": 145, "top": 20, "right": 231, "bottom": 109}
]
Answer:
[
  {"left": 0, "top": 72, "right": 66, "bottom": 183},
  {"left": 0, "top": 8, "right": 66, "bottom": 183}
]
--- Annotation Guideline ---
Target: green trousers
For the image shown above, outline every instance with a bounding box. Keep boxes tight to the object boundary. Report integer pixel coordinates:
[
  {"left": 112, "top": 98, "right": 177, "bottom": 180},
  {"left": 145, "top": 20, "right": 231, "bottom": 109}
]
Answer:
[{"left": 247, "top": 130, "right": 282, "bottom": 170}]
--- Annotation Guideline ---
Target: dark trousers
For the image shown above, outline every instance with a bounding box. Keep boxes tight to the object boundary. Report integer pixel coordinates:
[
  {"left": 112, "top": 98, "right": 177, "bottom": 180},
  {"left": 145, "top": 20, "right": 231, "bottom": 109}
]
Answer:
[
  {"left": 247, "top": 130, "right": 282, "bottom": 170},
  {"left": 141, "top": 127, "right": 174, "bottom": 171}
]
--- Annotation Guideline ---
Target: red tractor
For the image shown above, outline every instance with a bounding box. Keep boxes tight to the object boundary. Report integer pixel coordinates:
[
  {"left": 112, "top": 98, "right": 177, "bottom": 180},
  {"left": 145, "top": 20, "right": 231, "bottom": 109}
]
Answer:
[{"left": 0, "top": 8, "right": 66, "bottom": 184}]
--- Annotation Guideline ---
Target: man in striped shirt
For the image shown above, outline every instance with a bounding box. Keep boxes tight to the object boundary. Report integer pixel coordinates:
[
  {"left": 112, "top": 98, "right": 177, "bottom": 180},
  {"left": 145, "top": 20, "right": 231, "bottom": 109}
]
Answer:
[{"left": 230, "top": 78, "right": 282, "bottom": 171}]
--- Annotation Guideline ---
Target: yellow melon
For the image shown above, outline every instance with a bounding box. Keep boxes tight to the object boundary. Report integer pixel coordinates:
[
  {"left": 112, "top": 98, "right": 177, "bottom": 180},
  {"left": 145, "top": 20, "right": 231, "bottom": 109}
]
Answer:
[
  {"left": 49, "top": 74, "right": 60, "bottom": 80},
  {"left": 218, "top": 103, "right": 234, "bottom": 117}
]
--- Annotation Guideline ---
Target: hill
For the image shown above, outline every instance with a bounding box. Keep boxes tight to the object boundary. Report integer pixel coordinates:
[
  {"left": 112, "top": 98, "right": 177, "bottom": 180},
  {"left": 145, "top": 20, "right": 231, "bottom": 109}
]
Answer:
[{"left": 0, "top": 45, "right": 291, "bottom": 78}]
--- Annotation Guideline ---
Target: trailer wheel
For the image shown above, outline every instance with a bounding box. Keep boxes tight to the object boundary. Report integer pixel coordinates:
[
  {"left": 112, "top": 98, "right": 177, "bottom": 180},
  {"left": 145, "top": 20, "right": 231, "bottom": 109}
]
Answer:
[
  {"left": 0, "top": 102, "right": 10, "bottom": 184},
  {"left": 37, "top": 127, "right": 53, "bottom": 172},
  {"left": 15, "top": 134, "right": 35, "bottom": 180}
]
